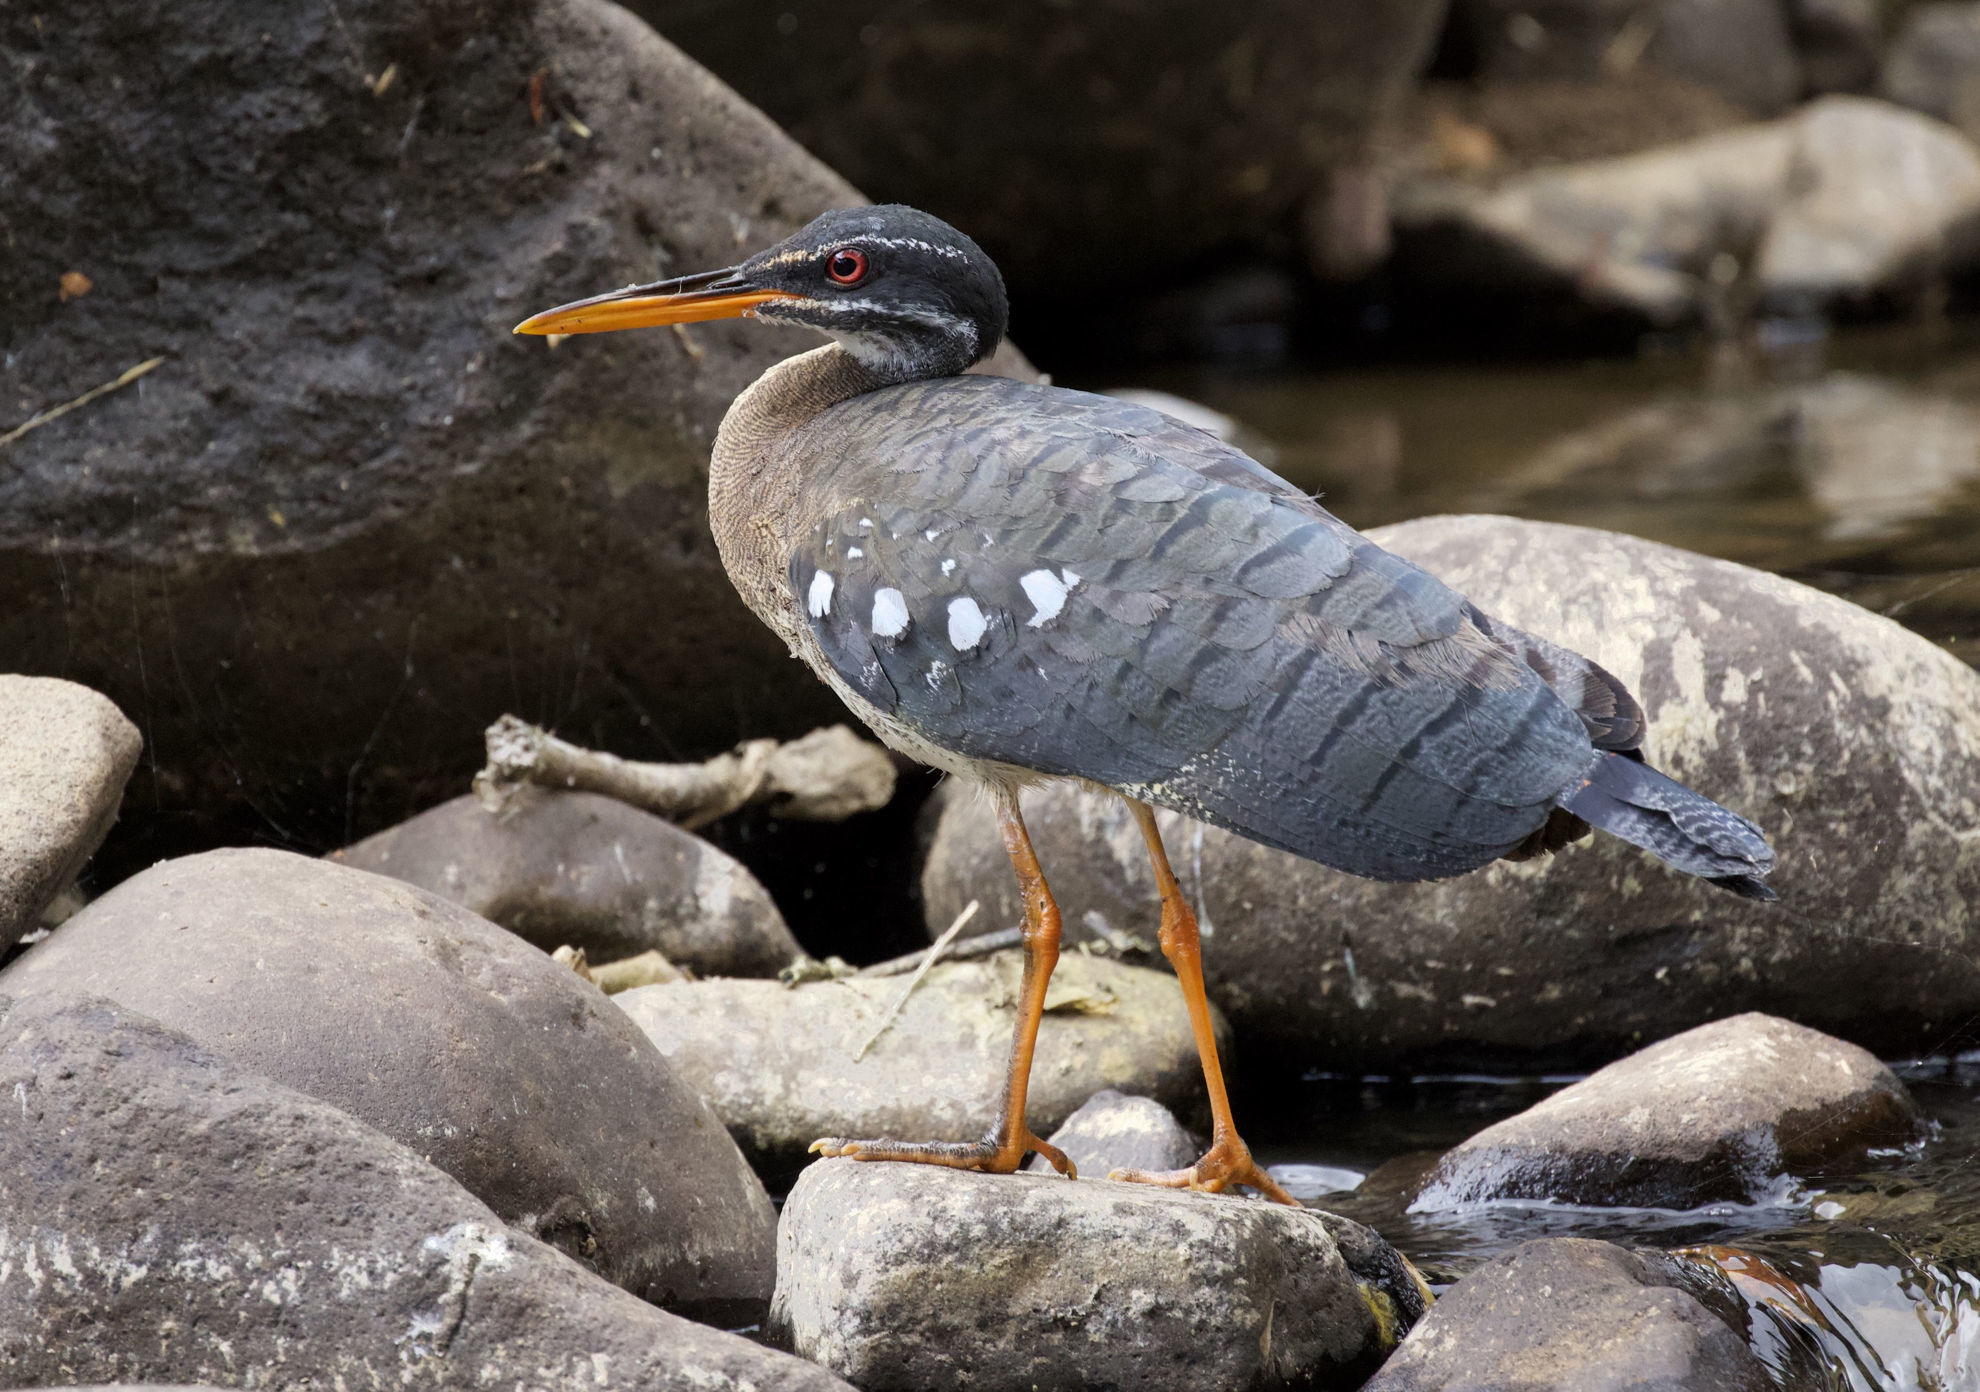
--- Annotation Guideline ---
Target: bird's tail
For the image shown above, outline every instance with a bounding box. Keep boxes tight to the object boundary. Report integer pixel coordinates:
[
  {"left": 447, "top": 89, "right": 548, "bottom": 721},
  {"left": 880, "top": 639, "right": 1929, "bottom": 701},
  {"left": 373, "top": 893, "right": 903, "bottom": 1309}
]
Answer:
[{"left": 1562, "top": 751, "right": 1777, "bottom": 901}]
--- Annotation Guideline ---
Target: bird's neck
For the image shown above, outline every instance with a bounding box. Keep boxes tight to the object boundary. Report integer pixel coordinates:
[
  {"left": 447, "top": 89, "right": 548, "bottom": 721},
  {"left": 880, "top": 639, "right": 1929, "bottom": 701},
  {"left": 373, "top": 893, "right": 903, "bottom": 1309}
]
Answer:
[{"left": 708, "top": 343, "right": 882, "bottom": 633}]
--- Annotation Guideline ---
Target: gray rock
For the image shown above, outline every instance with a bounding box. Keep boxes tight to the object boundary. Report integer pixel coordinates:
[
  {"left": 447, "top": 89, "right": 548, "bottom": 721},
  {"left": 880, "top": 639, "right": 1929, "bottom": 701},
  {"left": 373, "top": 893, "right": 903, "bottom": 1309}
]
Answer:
[
  {"left": 1454, "top": 0, "right": 1802, "bottom": 114},
  {"left": 921, "top": 516, "right": 1980, "bottom": 1070},
  {"left": 1394, "top": 96, "right": 1980, "bottom": 328},
  {"left": 0, "top": 0, "right": 1034, "bottom": 860},
  {"left": 628, "top": 0, "right": 1447, "bottom": 299},
  {"left": 334, "top": 788, "right": 800, "bottom": 975},
  {"left": 616, "top": 954, "right": 1210, "bottom": 1172},
  {"left": 0, "top": 992, "right": 850, "bottom": 1391},
  {"left": 0, "top": 848, "right": 776, "bottom": 1321},
  {"left": 1882, "top": 3, "right": 1980, "bottom": 139},
  {"left": 1022, "top": 1088, "right": 1200, "bottom": 1177},
  {"left": 1417, "top": 1013, "right": 1920, "bottom": 1208},
  {"left": 0, "top": 676, "right": 139, "bottom": 943},
  {"left": 1364, "top": 1238, "right": 1769, "bottom": 1391},
  {"left": 770, "top": 1160, "right": 1414, "bottom": 1391}
]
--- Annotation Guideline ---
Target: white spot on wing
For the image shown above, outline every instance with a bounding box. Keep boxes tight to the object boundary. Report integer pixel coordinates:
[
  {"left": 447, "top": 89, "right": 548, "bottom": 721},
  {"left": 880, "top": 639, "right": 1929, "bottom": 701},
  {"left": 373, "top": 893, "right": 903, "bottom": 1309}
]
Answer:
[
  {"left": 858, "top": 517, "right": 874, "bottom": 530},
  {"left": 1020, "top": 569, "right": 1069, "bottom": 627},
  {"left": 1061, "top": 569, "right": 1081, "bottom": 586},
  {"left": 926, "top": 659, "right": 949, "bottom": 690},
  {"left": 846, "top": 546, "right": 863, "bottom": 558},
  {"left": 871, "top": 587, "right": 909, "bottom": 638},
  {"left": 808, "top": 571, "right": 835, "bottom": 618},
  {"left": 925, "top": 528, "right": 941, "bottom": 542},
  {"left": 941, "top": 558, "right": 956, "bottom": 576},
  {"left": 948, "top": 596, "right": 988, "bottom": 651}
]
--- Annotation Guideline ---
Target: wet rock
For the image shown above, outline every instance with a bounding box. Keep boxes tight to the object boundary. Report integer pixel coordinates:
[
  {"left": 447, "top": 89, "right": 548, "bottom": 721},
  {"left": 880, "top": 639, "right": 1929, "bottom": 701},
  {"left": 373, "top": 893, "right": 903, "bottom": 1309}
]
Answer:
[
  {"left": 1452, "top": 0, "right": 1803, "bottom": 114},
  {"left": 628, "top": 1, "right": 1447, "bottom": 299},
  {"left": 0, "top": 848, "right": 775, "bottom": 1320},
  {"left": 1394, "top": 96, "right": 1980, "bottom": 328},
  {"left": 0, "top": 992, "right": 850, "bottom": 1391},
  {"left": 1882, "top": 4, "right": 1980, "bottom": 140},
  {"left": 0, "top": 676, "right": 140, "bottom": 944},
  {"left": 1022, "top": 1087, "right": 1200, "bottom": 1177},
  {"left": 1417, "top": 1013, "right": 1920, "bottom": 1208},
  {"left": 1364, "top": 1238, "right": 1770, "bottom": 1391},
  {"left": 0, "top": 0, "right": 1040, "bottom": 864},
  {"left": 615, "top": 954, "right": 1209, "bottom": 1172},
  {"left": 770, "top": 1159, "right": 1413, "bottom": 1391},
  {"left": 334, "top": 787, "right": 800, "bottom": 975},
  {"left": 921, "top": 516, "right": 1980, "bottom": 1070}
]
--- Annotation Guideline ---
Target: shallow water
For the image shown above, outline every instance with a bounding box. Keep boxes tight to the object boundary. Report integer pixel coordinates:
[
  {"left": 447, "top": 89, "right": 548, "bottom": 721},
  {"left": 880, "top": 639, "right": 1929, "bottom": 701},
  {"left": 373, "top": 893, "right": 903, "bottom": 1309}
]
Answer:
[
  {"left": 1113, "top": 321, "right": 1980, "bottom": 668},
  {"left": 1100, "top": 324, "right": 1980, "bottom": 1385}
]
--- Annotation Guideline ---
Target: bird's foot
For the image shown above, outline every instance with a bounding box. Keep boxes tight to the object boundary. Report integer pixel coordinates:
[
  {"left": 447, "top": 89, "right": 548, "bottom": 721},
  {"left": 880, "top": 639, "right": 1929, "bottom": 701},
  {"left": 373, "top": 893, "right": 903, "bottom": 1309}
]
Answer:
[
  {"left": 1111, "top": 1136, "right": 1298, "bottom": 1206},
  {"left": 810, "top": 1130, "right": 1076, "bottom": 1178}
]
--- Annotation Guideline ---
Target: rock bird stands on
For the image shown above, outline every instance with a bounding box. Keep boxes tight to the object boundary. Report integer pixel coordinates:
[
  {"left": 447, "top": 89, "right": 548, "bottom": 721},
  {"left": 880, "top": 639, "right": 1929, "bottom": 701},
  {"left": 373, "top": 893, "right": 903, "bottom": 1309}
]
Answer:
[{"left": 519, "top": 205, "right": 1776, "bottom": 1204}]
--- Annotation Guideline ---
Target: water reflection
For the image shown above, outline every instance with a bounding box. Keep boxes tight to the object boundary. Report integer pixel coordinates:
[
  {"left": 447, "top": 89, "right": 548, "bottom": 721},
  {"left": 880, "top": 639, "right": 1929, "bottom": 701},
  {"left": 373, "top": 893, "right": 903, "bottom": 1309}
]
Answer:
[
  {"left": 1114, "top": 324, "right": 1980, "bottom": 664},
  {"left": 1249, "top": 1063, "right": 1980, "bottom": 1390}
]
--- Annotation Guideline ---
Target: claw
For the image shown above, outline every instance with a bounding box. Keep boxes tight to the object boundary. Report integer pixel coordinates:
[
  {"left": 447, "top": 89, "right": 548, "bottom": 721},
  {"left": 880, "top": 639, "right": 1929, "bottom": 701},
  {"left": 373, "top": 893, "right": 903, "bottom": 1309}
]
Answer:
[{"left": 1111, "top": 1139, "right": 1298, "bottom": 1206}]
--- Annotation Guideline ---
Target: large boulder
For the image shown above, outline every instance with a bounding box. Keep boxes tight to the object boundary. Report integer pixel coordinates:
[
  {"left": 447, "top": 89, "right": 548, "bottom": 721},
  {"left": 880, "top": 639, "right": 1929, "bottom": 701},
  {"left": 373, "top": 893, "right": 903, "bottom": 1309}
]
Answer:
[
  {"left": 921, "top": 516, "right": 1980, "bottom": 1070},
  {"left": 1364, "top": 1239, "right": 1770, "bottom": 1391},
  {"left": 0, "top": 991, "right": 849, "bottom": 1391},
  {"left": 0, "top": 0, "right": 1035, "bottom": 869},
  {"left": 770, "top": 1160, "right": 1420, "bottom": 1391},
  {"left": 0, "top": 848, "right": 777, "bottom": 1321},
  {"left": 629, "top": 0, "right": 1448, "bottom": 296},
  {"left": 615, "top": 954, "right": 1211, "bottom": 1172},
  {"left": 1416, "top": 1013, "right": 1921, "bottom": 1208},
  {"left": 0, "top": 676, "right": 140, "bottom": 943},
  {"left": 1393, "top": 96, "right": 1980, "bottom": 329},
  {"left": 1450, "top": 0, "right": 1803, "bottom": 114},
  {"left": 334, "top": 788, "right": 801, "bottom": 974}
]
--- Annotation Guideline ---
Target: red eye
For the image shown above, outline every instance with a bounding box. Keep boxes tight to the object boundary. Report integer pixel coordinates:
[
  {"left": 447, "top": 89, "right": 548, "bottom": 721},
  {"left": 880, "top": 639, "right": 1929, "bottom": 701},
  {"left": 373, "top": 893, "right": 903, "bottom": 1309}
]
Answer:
[{"left": 826, "top": 248, "right": 868, "bottom": 284}]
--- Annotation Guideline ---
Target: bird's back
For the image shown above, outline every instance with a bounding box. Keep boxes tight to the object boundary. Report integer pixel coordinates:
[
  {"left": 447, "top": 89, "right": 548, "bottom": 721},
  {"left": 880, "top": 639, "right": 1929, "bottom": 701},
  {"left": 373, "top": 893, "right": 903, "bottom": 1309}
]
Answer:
[{"left": 780, "top": 375, "right": 1633, "bottom": 882}]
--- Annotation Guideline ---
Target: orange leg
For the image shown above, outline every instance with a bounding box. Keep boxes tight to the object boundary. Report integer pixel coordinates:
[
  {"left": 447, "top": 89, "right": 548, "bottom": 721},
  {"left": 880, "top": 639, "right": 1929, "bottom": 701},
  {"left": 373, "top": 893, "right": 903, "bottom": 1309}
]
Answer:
[
  {"left": 811, "top": 785, "right": 1074, "bottom": 1178},
  {"left": 1110, "top": 798, "right": 1298, "bottom": 1205}
]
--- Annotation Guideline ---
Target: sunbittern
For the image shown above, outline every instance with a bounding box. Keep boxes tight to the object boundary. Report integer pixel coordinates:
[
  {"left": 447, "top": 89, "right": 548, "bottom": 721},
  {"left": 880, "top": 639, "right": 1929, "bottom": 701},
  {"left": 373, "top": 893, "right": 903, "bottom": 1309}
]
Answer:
[{"left": 518, "top": 206, "right": 1775, "bottom": 1204}]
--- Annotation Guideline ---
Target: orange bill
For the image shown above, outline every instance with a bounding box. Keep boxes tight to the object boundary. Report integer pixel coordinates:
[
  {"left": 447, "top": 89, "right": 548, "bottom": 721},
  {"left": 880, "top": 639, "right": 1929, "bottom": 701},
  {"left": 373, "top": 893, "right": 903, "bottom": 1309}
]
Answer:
[{"left": 514, "top": 270, "right": 796, "bottom": 336}]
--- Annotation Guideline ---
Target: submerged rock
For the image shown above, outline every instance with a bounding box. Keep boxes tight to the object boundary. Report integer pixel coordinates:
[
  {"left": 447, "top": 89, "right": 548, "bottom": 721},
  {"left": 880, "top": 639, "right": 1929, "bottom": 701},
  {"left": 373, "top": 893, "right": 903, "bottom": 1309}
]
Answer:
[
  {"left": 921, "top": 516, "right": 1980, "bottom": 1070},
  {"left": 1022, "top": 1088, "right": 1200, "bottom": 1177},
  {"left": 1365, "top": 1238, "right": 1770, "bottom": 1391},
  {"left": 1394, "top": 96, "right": 1980, "bottom": 327},
  {"left": 615, "top": 953, "right": 1209, "bottom": 1171},
  {"left": 1415, "top": 1013, "right": 1921, "bottom": 1208},
  {"left": 770, "top": 1160, "right": 1417, "bottom": 1391},
  {"left": 0, "top": 992, "right": 849, "bottom": 1391},
  {"left": 0, "top": 676, "right": 140, "bottom": 945},
  {"left": 335, "top": 787, "right": 800, "bottom": 975},
  {"left": 0, "top": 848, "right": 776, "bottom": 1321}
]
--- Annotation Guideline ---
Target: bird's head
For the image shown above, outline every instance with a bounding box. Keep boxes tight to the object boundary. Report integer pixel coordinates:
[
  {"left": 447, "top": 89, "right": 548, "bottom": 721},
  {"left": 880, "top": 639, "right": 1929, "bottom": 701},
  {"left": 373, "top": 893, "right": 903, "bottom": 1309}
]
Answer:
[{"left": 516, "top": 204, "right": 1007, "bottom": 384}]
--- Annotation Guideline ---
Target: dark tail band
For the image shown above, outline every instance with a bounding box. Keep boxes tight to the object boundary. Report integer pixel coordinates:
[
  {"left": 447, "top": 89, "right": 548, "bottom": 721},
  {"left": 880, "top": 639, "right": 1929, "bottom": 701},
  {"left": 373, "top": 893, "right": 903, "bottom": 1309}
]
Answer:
[{"left": 1562, "top": 752, "right": 1777, "bottom": 901}]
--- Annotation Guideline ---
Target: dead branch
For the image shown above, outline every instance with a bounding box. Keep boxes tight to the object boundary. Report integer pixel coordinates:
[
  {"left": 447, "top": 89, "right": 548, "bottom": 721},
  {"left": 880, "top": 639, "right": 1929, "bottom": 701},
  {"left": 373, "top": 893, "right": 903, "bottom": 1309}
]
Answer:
[
  {"left": 853, "top": 900, "right": 978, "bottom": 1060},
  {"left": 1, "top": 357, "right": 165, "bottom": 449},
  {"left": 473, "top": 716, "right": 896, "bottom": 828}
]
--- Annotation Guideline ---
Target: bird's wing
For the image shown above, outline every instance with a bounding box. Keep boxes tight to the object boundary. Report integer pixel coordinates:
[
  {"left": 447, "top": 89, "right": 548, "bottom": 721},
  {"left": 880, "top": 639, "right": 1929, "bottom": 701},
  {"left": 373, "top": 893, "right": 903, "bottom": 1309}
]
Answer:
[{"left": 784, "top": 377, "right": 1598, "bottom": 881}]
